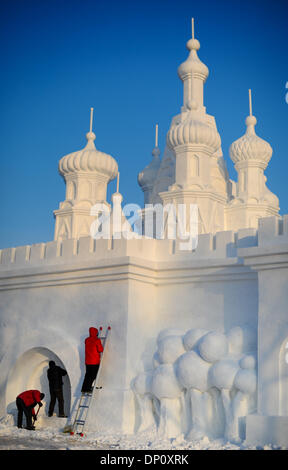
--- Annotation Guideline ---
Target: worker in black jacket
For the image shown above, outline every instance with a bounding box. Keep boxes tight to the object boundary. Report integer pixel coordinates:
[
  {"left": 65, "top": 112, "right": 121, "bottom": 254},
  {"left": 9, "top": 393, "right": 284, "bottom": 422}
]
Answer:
[{"left": 47, "top": 361, "right": 67, "bottom": 417}]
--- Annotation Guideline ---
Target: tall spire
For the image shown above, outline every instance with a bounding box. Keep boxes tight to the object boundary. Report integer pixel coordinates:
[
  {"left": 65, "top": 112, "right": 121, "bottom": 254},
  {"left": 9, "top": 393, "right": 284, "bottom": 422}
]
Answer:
[
  {"left": 155, "top": 123, "right": 158, "bottom": 148},
  {"left": 177, "top": 18, "right": 209, "bottom": 113},
  {"left": 167, "top": 19, "right": 220, "bottom": 158},
  {"left": 89, "top": 107, "right": 94, "bottom": 133},
  {"left": 191, "top": 17, "right": 195, "bottom": 40},
  {"left": 164, "top": 18, "right": 227, "bottom": 236},
  {"left": 248, "top": 89, "right": 253, "bottom": 116}
]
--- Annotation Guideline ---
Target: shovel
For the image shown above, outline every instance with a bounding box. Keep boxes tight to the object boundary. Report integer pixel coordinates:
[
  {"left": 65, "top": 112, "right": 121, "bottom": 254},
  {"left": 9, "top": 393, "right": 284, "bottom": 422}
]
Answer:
[{"left": 32, "top": 404, "right": 41, "bottom": 427}]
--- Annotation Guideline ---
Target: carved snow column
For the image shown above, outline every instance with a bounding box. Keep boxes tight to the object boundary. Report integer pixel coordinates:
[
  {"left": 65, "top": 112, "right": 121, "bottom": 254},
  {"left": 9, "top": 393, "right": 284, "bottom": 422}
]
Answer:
[
  {"left": 160, "top": 22, "right": 227, "bottom": 236},
  {"left": 227, "top": 90, "right": 279, "bottom": 231},
  {"left": 54, "top": 109, "right": 118, "bottom": 240}
]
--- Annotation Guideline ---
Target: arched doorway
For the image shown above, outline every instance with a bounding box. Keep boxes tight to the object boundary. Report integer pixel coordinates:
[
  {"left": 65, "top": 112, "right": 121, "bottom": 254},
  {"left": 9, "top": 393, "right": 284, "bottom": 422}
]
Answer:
[{"left": 6, "top": 347, "right": 71, "bottom": 418}]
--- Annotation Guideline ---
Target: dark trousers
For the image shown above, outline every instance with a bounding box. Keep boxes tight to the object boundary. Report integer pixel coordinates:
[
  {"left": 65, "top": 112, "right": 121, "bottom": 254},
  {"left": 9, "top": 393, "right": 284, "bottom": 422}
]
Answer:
[
  {"left": 16, "top": 397, "right": 33, "bottom": 428},
  {"left": 81, "top": 364, "right": 100, "bottom": 392},
  {"left": 48, "top": 388, "right": 65, "bottom": 416}
]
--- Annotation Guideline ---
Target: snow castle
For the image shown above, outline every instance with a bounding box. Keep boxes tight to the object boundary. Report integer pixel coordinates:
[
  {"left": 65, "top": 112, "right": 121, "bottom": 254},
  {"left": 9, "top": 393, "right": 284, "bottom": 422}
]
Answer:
[{"left": 1, "top": 21, "right": 288, "bottom": 447}]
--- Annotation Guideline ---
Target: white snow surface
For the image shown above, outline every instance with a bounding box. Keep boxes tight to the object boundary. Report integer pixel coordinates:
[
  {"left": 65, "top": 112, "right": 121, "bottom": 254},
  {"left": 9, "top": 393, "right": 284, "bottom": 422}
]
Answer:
[{"left": 0, "top": 414, "right": 283, "bottom": 450}]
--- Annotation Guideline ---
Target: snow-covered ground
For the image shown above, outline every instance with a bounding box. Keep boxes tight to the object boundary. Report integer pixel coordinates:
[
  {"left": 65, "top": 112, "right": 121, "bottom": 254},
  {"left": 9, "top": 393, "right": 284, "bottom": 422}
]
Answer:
[{"left": 0, "top": 414, "right": 284, "bottom": 450}]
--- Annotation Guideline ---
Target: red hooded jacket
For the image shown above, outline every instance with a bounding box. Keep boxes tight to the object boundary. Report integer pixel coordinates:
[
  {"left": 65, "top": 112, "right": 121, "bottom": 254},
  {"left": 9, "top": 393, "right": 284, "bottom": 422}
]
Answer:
[
  {"left": 17, "top": 390, "right": 43, "bottom": 415},
  {"left": 85, "top": 327, "right": 103, "bottom": 365}
]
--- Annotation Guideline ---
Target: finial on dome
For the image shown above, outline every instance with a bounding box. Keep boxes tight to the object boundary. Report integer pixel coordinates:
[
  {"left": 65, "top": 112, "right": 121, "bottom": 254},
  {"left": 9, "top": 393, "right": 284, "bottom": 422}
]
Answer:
[
  {"left": 245, "top": 89, "right": 257, "bottom": 133},
  {"left": 229, "top": 89, "right": 273, "bottom": 165},
  {"left": 155, "top": 124, "right": 159, "bottom": 148},
  {"left": 116, "top": 171, "right": 120, "bottom": 193},
  {"left": 152, "top": 124, "right": 161, "bottom": 158},
  {"left": 187, "top": 17, "right": 200, "bottom": 51},
  {"left": 86, "top": 107, "right": 96, "bottom": 144},
  {"left": 90, "top": 107, "right": 94, "bottom": 133},
  {"left": 248, "top": 89, "right": 253, "bottom": 116},
  {"left": 111, "top": 172, "right": 123, "bottom": 208}
]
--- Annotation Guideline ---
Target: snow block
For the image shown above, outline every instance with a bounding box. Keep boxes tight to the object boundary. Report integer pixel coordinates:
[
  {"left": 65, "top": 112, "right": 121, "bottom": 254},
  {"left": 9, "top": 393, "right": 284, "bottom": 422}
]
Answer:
[
  {"left": 246, "top": 415, "right": 288, "bottom": 447},
  {"left": 77, "top": 236, "right": 94, "bottom": 258},
  {"left": 0, "top": 247, "right": 15, "bottom": 265},
  {"left": 258, "top": 216, "right": 280, "bottom": 246},
  {"left": 283, "top": 215, "right": 288, "bottom": 237},
  {"left": 29, "top": 243, "right": 46, "bottom": 262},
  {"left": 14, "top": 245, "right": 30, "bottom": 264},
  {"left": 236, "top": 228, "right": 258, "bottom": 248},
  {"left": 194, "top": 233, "right": 213, "bottom": 255},
  {"left": 111, "top": 238, "right": 128, "bottom": 257},
  {"left": 61, "top": 239, "right": 78, "bottom": 259},
  {"left": 214, "top": 231, "right": 236, "bottom": 257},
  {"left": 155, "top": 238, "right": 174, "bottom": 259},
  {"left": 135, "top": 237, "right": 157, "bottom": 259},
  {"left": 94, "top": 238, "right": 111, "bottom": 257},
  {"left": 44, "top": 240, "right": 61, "bottom": 260},
  {"left": 257, "top": 216, "right": 288, "bottom": 247}
]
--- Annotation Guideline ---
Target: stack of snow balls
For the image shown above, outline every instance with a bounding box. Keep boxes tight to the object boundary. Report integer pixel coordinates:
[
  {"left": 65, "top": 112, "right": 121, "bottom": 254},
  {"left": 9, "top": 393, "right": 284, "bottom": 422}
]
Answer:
[
  {"left": 176, "top": 329, "right": 228, "bottom": 393},
  {"left": 151, "top": 330, "right": 186, "bottom": 400},
  {"left": 133, "top": 325, "right": 257, "bottom": 409}
]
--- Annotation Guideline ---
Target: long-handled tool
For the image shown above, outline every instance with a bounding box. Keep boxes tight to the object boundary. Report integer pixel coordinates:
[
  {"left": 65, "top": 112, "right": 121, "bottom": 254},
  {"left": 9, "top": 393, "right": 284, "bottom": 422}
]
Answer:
[{"left": 32, "top": 404, "right": 41, "bottom": 427}]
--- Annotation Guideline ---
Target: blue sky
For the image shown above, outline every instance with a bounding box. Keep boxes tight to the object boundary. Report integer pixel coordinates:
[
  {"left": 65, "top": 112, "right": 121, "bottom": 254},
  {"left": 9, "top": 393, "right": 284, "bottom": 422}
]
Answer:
[{"left": 0, "top": 0, "right": 287, "bottom": 248}]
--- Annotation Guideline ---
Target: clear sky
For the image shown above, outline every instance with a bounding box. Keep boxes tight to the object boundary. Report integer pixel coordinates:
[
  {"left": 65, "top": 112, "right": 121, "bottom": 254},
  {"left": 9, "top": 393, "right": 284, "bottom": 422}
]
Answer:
[{"left": 0, "top": 0, "right": 287, "bottom": 248}]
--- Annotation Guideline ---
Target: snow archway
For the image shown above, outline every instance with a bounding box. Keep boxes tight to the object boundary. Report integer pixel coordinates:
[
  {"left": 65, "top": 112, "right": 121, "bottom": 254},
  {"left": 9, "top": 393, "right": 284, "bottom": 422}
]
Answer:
[{"left": 6, "top": 347, "right": 71, "bottom": 417}]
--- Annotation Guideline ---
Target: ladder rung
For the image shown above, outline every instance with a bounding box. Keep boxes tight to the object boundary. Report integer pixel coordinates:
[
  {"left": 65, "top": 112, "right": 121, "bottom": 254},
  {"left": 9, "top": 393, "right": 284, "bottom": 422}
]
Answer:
[
  {"left": 79, "top": 405, "right": 89, "bottom": 408},
  {"left": 76, "top": 420, "right": 85, "bottom": 424}
]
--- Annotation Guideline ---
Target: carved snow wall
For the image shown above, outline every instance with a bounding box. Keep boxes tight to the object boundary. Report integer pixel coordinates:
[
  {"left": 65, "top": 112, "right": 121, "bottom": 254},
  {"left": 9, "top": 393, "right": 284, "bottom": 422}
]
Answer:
[{"left": 133, "top": 326, "right": 257, "bottom": 443}]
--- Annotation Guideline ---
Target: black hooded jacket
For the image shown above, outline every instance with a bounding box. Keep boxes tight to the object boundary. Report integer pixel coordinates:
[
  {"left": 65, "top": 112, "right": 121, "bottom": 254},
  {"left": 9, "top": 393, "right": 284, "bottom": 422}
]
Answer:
[{"left": 47, "top": 361, "right": 67, "bottom": 390}]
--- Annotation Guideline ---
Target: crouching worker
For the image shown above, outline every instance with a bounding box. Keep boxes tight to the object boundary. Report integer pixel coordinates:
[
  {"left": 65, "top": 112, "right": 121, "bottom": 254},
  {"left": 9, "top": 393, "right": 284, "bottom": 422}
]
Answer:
[
  {"left": 47, "top": 360, "right": 67, "bottom": 417},
  {"left": 16, "top": 390, "right": 45, "bottom": 430},
  {"left": 81, "top": 327, "right": 103, "bottom": 393}
]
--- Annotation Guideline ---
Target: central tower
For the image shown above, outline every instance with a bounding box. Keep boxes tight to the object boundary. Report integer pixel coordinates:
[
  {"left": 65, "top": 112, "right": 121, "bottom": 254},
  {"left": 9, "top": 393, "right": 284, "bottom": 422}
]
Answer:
[{"left": 160, "top": 19, "right": 230, "bottom": 234}]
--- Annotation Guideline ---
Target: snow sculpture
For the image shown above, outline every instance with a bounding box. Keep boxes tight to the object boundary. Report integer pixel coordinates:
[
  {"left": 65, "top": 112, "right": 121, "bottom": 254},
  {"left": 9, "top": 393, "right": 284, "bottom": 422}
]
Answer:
[
  {"left": 151, "top": 364, "right": 184, "bottom": 438},
  {"left": 132, "top": 325, "right": 257, "bottom": 443},
  {"left": 131, "top": 372, "right": 155, "bottom": 433},
  {"left": 209, "top": 358, "right": 241, "bottom": 441},
  {"left": 208, "top": 326, "right": 257, "bottom": 442},
  {"left": 176, "top": 331, "right": 229, "bottom": 440},
  {"left": 176, "top": 351, "right": 211, "bottom": 439},
  {"left": 198, "top": 331, "right": 228, "bottom": 363},
  {"left": 157, "top": 335, "right": 186, "bottom": 364},
  {"left": 183, "top": 328, "right": 209, "bottom": 351}
]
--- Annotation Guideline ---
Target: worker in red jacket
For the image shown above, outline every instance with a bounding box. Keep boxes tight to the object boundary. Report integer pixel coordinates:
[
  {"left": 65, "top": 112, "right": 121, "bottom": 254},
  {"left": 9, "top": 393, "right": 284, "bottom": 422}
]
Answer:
[
  {"left": 16, "top": 389, "right": 45, "bottom": 430},
  {"left": 81, "top": 327, "right": 103, "bottom": 393}
]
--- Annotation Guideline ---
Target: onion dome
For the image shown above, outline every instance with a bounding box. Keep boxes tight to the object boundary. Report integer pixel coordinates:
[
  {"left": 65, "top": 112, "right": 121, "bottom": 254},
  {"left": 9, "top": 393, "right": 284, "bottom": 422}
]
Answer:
[
  {"left": 178, "top": 37, "right": 209, "bottom": 82},
  {"left": 229, "top": 114, "right": 272, "bottom": 166},
  {"left": 59, "top": 128, "right": 118, "bottom": 180},
  {"left": 167, "top": 19, "right": 220, "bottom": 153},
  {"left": 167, "top": 115, "right": 221, "bottom": 152},
  {"left": 138, "top": 125, "right": 161, "bottom": 190},
  {"left": 138, "top": 146, "right": 161, "bottom": 189}
]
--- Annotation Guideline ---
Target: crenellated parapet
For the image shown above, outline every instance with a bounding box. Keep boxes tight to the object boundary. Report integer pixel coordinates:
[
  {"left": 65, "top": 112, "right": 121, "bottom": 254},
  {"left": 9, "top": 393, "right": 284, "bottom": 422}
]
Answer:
[{"left": 1, "top": 215, "right": 287, "bottom": 270}]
